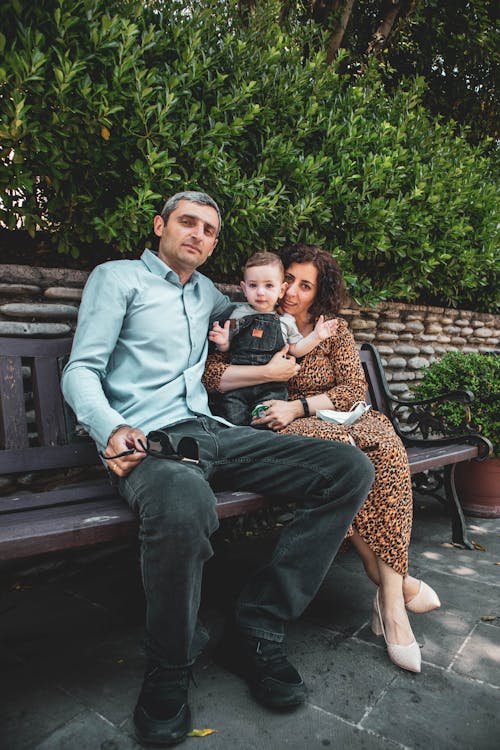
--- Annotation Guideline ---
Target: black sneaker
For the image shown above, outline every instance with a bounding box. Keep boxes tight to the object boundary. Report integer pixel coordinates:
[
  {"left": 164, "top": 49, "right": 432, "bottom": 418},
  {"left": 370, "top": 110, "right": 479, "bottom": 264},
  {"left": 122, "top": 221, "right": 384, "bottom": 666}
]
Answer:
[
  {"left": 216, "top": 629, "right": 307, "bottom": 709},
  {"left": 134, "top": 665, "right": 191, "bottom": 746}
]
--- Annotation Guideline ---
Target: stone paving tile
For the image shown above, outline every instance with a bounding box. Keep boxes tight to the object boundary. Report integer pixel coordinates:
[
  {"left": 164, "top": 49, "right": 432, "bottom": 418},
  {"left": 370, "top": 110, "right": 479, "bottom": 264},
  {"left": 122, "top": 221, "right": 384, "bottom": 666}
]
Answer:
[
  {"left": 189, "top": 659, "right": 406, "bottom": 750},
  {"left": 34, "top": 711, "right": 138, "bottom": 750},
  {"left": 0, "top": 579, "right": 120, "bottom": 646},
  {"left": 0, "top": 658, "right": 83, "bottom": 750},
  {"left": 451, "top": 620, "right": 500, "bottom": 686},
  {"left": 284, "top": 624, "right": 399, "bottom": 725},
  {"left": 362, "top": 663, "right": 500, "bottom": 750}
]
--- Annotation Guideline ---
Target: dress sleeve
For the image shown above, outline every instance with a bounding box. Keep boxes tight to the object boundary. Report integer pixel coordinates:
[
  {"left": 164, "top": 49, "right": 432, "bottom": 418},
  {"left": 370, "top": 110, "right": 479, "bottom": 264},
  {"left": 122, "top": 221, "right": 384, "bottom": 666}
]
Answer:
[
  {"left": 202, "top": 350, "right": 230, "bottom": 394},
  {"left": 321, "top": 319, "right": 368, "bottom": 409}
]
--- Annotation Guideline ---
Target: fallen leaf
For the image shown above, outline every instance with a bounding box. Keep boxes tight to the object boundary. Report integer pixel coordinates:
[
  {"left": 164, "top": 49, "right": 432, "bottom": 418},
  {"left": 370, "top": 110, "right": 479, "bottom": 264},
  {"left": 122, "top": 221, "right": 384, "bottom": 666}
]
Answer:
[
  {"left": 495, "top": 562, "right": 500, "bottom": 565},
  {"left": 187, "top": 728, "right": 217, "bottom": 737},
  {"left": 440, "top": 543, "right": 455, "bottom": 548},
  {"left": 480, "top": 615, "right": 497, "bottom": 621},
  {"left": 472, "top": 541, "right": 486, "bottom": 551}
]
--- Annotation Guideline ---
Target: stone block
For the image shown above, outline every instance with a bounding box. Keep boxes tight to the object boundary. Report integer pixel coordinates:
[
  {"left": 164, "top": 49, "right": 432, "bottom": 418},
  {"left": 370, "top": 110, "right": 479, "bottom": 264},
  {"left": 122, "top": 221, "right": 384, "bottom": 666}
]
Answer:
[
  {"left": 350, "top": 318, "right": 375, "bottom": 330},
  {"left": 44, "top": 287, "right": 83, "bottom": 301},
  {"left": 425, "top": 323, "right": 442, "bottom": 334},
  {"left": 375, "top": 333, "right": 398, "bottom": 342},
  {"left": 394, "top": 344, "right": 420, "bottom": 355},
  {"left": 387, "top": 356, "right": 406, "bottom": 369},
  {"left": 474, "top": 327, "right": 494, "bottom": 338},
  {"left": 0, "top": 321, "right": 71, "bottom": 336},
  {"left": 388, "top": 382, "right": 410, "bottom": 395},
  {"left": 408, "top": 356, "right": 430, "bottom": 370},
  {"left": 0, "top": 283, "right": 41, "bottom": 296},
  {"left": 379, "top": 321, "right": 406, "bottom": 332},
  {"left": 375, "top": 345, "right": 393, "bottom": 355},
  {"left": 391, "top": 371, "right": 415, "bottom": 381},
  {"left": 0, "top": 303, "right": 78, "bottom": 319},
  {"left": 352, "top": 332, "right": 375, "bottom": 342},
  {"left": 404, "top": 321, "right": 424, "bottom": 332}
]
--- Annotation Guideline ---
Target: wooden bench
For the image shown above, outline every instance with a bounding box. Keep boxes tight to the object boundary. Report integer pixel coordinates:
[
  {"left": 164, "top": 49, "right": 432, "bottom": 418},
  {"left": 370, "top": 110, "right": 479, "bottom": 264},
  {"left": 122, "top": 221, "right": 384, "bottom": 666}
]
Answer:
[{"left": 0, "top": 337, "right": 491, "bottom": 562}]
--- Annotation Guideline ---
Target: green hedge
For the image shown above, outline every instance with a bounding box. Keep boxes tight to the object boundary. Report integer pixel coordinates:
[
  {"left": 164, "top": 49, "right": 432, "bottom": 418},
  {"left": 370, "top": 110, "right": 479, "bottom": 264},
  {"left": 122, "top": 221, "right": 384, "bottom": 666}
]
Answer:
[{"left": 1, "top": 0, "right": 498, "bottom": 311}]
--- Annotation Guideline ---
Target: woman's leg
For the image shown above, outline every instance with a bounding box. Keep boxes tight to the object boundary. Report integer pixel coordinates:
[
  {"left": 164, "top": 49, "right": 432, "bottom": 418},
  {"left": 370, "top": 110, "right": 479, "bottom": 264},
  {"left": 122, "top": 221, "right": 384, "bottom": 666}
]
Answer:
[{"left": 351, "top": 530, "right": 421, "bottom": 602}]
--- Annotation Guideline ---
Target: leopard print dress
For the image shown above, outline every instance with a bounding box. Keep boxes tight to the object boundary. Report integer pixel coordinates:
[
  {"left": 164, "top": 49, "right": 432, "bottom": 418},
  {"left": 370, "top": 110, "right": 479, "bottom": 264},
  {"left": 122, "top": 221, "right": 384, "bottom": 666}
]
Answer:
[{"left": 203, "top": 318, "right": 413, "bottom": 575}]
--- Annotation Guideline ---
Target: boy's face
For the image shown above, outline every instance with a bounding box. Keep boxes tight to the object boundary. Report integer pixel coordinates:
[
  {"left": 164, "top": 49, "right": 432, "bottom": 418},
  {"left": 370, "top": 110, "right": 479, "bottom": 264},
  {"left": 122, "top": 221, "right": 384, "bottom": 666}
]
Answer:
[{"left": 240, "top": 264, "right": 287, "bottom": 313}]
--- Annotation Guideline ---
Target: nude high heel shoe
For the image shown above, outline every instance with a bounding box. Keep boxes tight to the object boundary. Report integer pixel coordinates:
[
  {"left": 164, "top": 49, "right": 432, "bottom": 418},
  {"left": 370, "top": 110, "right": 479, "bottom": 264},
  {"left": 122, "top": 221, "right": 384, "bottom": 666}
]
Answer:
[
  {"left": 405, "top": 581, "right": 441, "bottom": 614},
  {"left": 371, "top": 590, "right": 421, "bottom": 673}
]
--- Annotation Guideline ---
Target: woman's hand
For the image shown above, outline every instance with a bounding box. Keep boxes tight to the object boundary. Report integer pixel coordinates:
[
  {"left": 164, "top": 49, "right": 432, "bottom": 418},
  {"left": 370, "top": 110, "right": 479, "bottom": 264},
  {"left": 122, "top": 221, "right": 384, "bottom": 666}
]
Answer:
[
  {"left": 251, "top": 399, "right": 303, "bottom": 431},
  {"left": 264, "top": 345, "right": 301, "bottom": 382}
]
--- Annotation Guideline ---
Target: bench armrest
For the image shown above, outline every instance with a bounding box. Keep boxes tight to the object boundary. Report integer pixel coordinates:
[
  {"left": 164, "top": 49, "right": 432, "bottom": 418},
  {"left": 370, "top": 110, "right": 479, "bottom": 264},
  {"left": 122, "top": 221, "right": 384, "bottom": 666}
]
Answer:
[
  {"left": 359, "top": 344, "right": 492, "bottom": 461},
  {"left": 386, "top": 389, "right": 492, "bottom": 460}
]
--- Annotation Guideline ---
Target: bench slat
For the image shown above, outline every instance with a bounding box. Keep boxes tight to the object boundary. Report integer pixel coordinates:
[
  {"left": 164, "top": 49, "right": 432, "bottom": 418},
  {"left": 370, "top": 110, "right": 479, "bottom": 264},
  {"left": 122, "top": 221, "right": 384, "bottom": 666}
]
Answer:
[
  {"left": 407, "top": 444, "right": 479, "bottom": 473},
  {"left": 0, "top": 489, "right": 268, "bottom": 561},
  {"left": 0, "top": 442, "right": 99, "bottom": 474},
  {"left": 0, "top": 355, "right": 29, "bottom": 449},
  {"left": 32, "top": 356, "right": 68, "bottom": 447}
]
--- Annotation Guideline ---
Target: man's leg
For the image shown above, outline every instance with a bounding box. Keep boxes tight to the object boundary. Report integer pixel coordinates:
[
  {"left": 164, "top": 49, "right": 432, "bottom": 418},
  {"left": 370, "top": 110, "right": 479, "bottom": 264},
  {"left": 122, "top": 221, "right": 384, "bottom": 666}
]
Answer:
[
  {"left": 118, "top": 447, "right": 219, "bottom": 745},
  {"left": 209, "top": 420, "right": 375, "bottom": 706}
]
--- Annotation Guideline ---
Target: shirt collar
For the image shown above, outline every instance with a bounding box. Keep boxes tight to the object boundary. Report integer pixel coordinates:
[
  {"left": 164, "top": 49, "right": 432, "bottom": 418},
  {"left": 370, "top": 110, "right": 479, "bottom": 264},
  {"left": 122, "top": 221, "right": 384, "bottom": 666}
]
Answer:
[{"left": 140, "top": 249, "right": 200, "bottom": 288}]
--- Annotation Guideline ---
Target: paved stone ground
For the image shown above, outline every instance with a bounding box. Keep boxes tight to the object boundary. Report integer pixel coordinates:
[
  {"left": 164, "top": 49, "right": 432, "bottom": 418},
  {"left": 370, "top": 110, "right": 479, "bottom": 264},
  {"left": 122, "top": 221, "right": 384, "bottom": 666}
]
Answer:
[{"left": 1, "top": 495, "right": 499, "bottom": 750}]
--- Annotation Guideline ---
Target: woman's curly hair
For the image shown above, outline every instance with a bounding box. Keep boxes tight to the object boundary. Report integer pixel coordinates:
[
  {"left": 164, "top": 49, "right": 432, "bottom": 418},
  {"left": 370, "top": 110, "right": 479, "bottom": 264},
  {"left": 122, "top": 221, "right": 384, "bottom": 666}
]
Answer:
[{"left": 279, "top": 244, "right": 347, "bottom": 321}]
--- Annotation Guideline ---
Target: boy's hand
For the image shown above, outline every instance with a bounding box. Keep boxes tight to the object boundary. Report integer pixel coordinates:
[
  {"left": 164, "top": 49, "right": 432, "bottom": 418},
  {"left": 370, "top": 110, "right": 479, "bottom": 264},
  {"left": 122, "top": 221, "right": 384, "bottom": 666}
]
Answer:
[
  {"left": 208, "top": 320, "right": 231, "bottom": 351},
  {"left": 314, "top": 315, "right": 338, "bottom": 341}
]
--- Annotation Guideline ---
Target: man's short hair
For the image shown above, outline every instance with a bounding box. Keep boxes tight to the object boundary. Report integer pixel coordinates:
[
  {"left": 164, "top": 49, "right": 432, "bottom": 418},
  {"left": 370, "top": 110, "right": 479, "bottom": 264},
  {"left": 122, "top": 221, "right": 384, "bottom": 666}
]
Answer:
[
  {"left": 160, "top": 191, "right": 222, "bottom": 237},
  {"left": 244, "top": 252, "right": 284, "bottom": 278}
]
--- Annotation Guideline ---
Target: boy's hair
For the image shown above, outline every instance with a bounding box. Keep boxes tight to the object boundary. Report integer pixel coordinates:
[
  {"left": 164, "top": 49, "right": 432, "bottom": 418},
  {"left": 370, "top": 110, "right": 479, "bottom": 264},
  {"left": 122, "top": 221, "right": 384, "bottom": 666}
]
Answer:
[
  {"left": 243, "top": 252, "right": 284, "bottom": 278},
  {"left": 160, "top": 191, "right": 222, "bottom": 237}
]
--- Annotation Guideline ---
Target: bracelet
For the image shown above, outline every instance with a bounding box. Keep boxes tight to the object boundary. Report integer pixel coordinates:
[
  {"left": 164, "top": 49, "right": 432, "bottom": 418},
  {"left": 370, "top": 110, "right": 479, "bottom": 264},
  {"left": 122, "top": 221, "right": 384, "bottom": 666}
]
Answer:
[{"left": 299, "top": 396, "right": 310, "bottom": 418}]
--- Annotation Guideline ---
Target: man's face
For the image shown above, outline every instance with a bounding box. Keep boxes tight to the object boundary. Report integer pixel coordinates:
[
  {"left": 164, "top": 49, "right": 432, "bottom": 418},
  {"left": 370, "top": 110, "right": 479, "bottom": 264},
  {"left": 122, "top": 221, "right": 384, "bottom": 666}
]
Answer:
[{"left": 154, "top": 199, "right": 219, "bottom": 278}]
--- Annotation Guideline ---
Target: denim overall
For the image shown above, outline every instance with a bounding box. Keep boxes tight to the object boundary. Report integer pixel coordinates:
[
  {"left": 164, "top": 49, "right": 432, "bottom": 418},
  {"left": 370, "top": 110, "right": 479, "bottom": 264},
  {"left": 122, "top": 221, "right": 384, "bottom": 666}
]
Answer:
[{"left": 214, "top": 312, "right": 288, "bottom": 425}]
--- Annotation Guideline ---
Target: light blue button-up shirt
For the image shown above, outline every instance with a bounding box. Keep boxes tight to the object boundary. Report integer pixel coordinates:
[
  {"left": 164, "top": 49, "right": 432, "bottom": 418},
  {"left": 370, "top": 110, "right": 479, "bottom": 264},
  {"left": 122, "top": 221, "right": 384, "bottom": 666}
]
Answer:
[{"left": 61, "top": 249, "right": 232, "bottom": 451}]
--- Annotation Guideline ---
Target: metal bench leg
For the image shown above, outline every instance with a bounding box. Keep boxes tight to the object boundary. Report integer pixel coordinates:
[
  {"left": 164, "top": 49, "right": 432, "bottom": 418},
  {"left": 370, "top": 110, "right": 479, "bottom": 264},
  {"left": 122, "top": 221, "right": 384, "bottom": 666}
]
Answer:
[{"left": 443, "top": 464, "right": 473, "bottom": 549}]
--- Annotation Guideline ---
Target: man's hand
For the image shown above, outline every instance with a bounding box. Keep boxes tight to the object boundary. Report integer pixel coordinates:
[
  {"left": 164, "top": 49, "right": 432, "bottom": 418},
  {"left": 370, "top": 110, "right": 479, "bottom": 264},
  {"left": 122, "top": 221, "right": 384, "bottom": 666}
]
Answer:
[
  {"left": 264, "top": 345, "right": 300, "bottom": 381},
  {"left": 103, "top": 425, "right": 147, "bottom": 477},
  {"left": 208, "top": 320, "right": 231, "bottom": 352},
  {"left": 314, "top": 315, "right": 338, "bottom": 341}
]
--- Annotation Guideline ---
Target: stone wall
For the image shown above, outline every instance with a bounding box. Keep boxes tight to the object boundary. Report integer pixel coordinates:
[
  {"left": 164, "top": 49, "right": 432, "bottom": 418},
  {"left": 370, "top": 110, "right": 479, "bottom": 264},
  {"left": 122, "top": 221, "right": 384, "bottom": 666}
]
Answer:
[{"left": 1, "top": 263, "right": 498, "bottom": 399}]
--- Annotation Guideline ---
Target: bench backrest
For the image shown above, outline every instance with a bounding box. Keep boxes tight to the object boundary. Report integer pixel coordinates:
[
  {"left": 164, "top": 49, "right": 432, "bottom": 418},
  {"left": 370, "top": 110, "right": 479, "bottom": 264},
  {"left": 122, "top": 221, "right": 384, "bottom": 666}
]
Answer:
[
  {"left": 0, "top": 337, "right": 390, "bottom": 475},
  {"left": 0, "top": 337, "right": 98, "bottom": 474}
]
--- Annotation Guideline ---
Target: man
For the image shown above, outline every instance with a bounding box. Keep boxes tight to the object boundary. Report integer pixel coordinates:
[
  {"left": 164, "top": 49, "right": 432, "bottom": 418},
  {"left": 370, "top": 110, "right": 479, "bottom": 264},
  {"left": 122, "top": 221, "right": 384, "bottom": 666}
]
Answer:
[{"left": 62, "top": 191, "right": 374, "bottom": 747}]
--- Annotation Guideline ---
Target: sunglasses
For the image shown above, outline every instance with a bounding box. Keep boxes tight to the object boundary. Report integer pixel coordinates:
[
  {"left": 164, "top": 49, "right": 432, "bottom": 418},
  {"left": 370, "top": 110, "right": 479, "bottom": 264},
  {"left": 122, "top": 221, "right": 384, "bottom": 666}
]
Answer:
[{"left": 101, "top": 431, "right": 200, "bottom": 465}]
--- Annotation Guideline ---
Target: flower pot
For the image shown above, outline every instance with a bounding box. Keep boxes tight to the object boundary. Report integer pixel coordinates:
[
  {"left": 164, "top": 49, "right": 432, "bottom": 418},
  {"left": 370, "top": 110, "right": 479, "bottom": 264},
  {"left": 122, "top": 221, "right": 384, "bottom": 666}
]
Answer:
[{"left": 455, "top": 457, "right": 500, "bottom": 518}]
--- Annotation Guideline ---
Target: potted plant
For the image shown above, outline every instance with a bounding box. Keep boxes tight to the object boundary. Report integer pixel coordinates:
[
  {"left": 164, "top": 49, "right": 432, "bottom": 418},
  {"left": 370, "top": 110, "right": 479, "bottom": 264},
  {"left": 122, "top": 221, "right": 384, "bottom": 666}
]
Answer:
[{"left": 414, "top": 351, "right": 499, "bottom": 517}]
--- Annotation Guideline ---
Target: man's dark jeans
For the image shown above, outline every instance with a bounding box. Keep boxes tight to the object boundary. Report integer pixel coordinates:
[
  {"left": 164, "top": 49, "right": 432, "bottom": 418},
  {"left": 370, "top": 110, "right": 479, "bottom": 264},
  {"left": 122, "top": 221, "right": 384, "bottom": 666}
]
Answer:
[{"left": 118, "top": 417, "right": 374, "bottom": 668}]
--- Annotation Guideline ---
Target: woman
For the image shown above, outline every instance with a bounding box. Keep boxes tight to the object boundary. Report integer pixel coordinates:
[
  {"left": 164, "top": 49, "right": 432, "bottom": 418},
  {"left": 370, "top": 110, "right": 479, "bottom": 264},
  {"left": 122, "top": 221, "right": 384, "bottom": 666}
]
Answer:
[{"left": 204, "top": 244, "right": 440, "bottom": 673}]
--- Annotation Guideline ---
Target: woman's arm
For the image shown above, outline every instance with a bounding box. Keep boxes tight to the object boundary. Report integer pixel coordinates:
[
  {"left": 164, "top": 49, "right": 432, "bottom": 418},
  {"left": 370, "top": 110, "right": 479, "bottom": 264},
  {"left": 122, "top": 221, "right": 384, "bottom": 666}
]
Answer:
[
  {"left": 251, "top": 391, "right": 334, "bottom": 430},
  {"left": 253, "top": 319, "right": 367, "bottom": 430},
  {"left": 202, "top": 346, "right": 300, "bottom": 394}
]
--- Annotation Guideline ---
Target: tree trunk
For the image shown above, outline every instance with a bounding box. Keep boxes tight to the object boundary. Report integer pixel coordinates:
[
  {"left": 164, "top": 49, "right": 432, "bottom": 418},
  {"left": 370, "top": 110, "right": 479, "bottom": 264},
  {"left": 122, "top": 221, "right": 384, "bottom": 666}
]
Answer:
[
  {"left": 366, "top": 0, "right": 416, "bottom": 58},
  {"left": 325, "top": 0, "right": 356, "bottom": 63}
]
